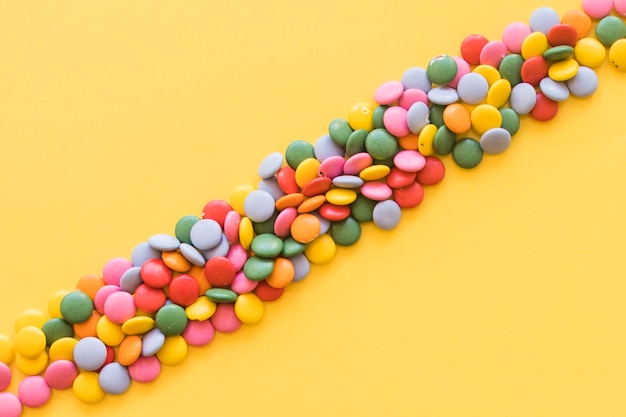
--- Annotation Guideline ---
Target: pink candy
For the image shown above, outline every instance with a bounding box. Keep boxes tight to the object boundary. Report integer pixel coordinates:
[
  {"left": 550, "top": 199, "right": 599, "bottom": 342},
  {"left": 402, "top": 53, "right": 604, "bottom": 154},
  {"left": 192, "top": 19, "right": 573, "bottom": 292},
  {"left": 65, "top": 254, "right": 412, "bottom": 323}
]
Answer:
[
  {"left": 103, "top": 291, "right": 136, "bottom": 324},
  {"left": 102, "top": 257, "right": 133, "bottom": 286},
  {"left": 0, "top": 362, "right": 11, "bottom": 391},
  {"left": 398, "top": 88, "right": 429, "bottom": 109},
  {"left": 0, "top": 393, "right": 22, "bottom": 417},
  {"left": 128, "top": 356, "right": 161, "bottom": 383},
  {"left": 373, "top": 80, "right": 404, "bottom": 104},
  {"left": 318, "top": 155, "right": 345, "bottom": 179},
  {"left": 343, "top": 153, "right": 373, "bottom": 175},
  {"left": 382, "top": 106, "right": 410, "bottom": 137},
  {"left": 210, "top": 304, "right": 242, "bottom": 333},
  {"left": 18, "top": 376, "right": 51, "bottom": 408},
  {"left": 502, "top": 21, "right": 532, "bottom": 53},
  {"left": 480, "top": 40, "right": 508, "bottom": 68},
  {"left": 582, "top": 0, "right": 613, "bottom": 18},
  {"left": 182, "top": 320, "right": 215, "bottom": 346},
  {"left": 44, "top": 359, "right": 78, "bottom": 390}
]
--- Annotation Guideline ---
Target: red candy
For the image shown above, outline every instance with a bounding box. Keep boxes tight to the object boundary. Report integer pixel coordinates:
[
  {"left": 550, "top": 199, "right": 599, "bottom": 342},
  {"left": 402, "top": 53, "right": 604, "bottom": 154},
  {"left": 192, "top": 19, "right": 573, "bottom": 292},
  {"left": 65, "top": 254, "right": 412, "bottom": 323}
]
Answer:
[
  {"left": 392, "top": 182, "right": 425, "bottom": 209},
  {"left": 168, "top": 275, "right": 200, "bottom": 306},
  {"left": 254, "top": 280, "right": 285, "bottom": 301},
  {"left": 201, "top": 199, "right": 232, "bottom": 227},
  {"left": 301, "top": 176, "right": 332, "bottom": 197},
  {"left": 530, "top": 92, "right": 559, "bottom": 121},
  {"left": 134, "top": 284, "right": 167, "bottom": 313},
  {"left": 520, "top": 56, "right": 548, "bottom": 87},
  {"left": 204, "top": 256, "right": 236, "bottom": 287},
  {"left": 460, "top": 34, "right": 489, "bottom": 65},
  {"left": 140, "top": 259, "right": 173, "bottom": 289},
  {"left": 386, "top": 167, "right": 417, "bottom": 189},
  {"left": 415, "top": 156, "right": 445, "bottom": 186},
  {"left": 547, "top": 24, "right": 578, "bottom": 47},
  {"left": 318, "top": 203, "right": 351, "bottom": 221},
  {"left": 276, "top": 166, "right": 299, "bottom": 194}
]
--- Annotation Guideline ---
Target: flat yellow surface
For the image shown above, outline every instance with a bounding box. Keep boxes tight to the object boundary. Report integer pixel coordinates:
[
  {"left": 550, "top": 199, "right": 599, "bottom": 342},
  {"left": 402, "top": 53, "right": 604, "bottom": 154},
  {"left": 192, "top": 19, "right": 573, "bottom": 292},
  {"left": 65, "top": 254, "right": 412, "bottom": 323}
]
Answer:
[{"left": 1, "top": 0, "right": 626, "bottom": 416}]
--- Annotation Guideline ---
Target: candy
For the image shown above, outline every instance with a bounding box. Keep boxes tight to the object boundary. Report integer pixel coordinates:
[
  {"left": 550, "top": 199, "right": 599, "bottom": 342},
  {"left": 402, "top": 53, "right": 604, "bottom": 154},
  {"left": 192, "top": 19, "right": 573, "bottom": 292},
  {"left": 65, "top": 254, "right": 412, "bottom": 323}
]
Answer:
[
  {"left": 102, "top": 257, "right": 133, "bottom": 286},
  {"left": 596, "top": 16, "right": 626, "bottom": 47},
  {"left": 182, "top": 320, "right": 215, "bottom": 346},
  {"left": 72, "top": 371, "right": 105, "bottom": 404},
  {"left": 347, "top": 103, "right": 374, "bottom": 131},
  {"left": 174, "top": 215, "right": 200, "bottom": 245},
  {"left": 148, "top": 234, "right": 180, "bottom": 251},
  {"left": 234, "top": 293, "right": 265, "bottom": 324},
  {"left": 529, "top": 6, "right": 560, "bottom": 34},
  {"left": 372, "top": 200, "right": 402, "bottom": 230},
  {"left": 0, "top": 362, "right": 11, "bottom": 391},
  {"left": 118, "top": 335, "right": 142, "bottom": 366},
  {"left": 44, "top": 359, "right": 78, "bottom": 390},
  {"left": 574, "top": 37, "right": 607, "bottom": 68},
  {"left": 73, "top": 337, "right": 107, "bottom": 371},
  {"left": 426, "top": 55, "right": 457, "bottom": 85},
  {"left": 15, "top": 326, "right": 46, "bottom": 359},
  {"left": 502, "top": 22, "right": 532, "bottom": 53},
  {"left": 457, "top": 72, "right": 489, "bottom": 104},
  {"left": 18, "top": 375, "right": 51, "bottom": 407},
  {"left": 452, "top": 138, "right": 483, "bottom": 169},
  {"left": 314, "top": 134, "right": 345, "bottom": 161},
  {"left": 460, "top": 34, "right": 489, "bottom": 65},
  {"left": 0, "top": 393, "right": 22, "bottom": 417},
  {"left": 582, "top": 0, "right": 613, "bottom": 19},
  {"left": 155, "top": 304, "right": 188, "bottom": 336},
  {"left": 609, "top": 39, "right": 626, "bottom": 71},
  {"left": 128, "top": 355, "right": 161, "bottom": 383},
  {"left": 567, "top": 66, "right": 599, "bottom": 96},
  {"left": 479, "top": 127, "right": 512, "bottom": 154},
  {"left": 99, "top": 362, "right": 131, "bottom": 395}
]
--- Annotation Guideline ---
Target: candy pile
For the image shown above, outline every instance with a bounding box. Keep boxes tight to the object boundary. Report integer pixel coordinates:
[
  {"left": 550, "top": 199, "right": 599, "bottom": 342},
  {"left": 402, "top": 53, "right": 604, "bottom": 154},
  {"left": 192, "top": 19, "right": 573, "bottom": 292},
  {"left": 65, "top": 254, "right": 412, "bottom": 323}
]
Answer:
[{"left": 0, "top": 1, "right": 625, "bottom": 416}]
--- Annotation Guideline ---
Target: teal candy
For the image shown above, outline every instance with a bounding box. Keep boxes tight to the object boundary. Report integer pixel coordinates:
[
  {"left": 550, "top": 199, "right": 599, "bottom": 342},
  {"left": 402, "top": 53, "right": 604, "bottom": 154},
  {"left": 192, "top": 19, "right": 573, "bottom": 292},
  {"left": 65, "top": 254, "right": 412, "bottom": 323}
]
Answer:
[
  {"left": 250, "top": 234, "right": 284, "bottom": 258},
  {"left": 452, "top": 138, "right": 483, "bottom": 169},
  {"left": 155, "top": 304, "right": 188, "bottom": 336}
]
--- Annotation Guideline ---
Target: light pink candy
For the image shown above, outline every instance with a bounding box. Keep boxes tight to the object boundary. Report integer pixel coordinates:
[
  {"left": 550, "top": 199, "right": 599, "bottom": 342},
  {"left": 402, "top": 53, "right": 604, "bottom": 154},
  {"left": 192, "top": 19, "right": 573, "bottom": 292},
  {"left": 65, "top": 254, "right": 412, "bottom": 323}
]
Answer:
[
  {"left": 223, "top": 210, "right": 241, "bottom": 244},
  {"left": 0, "top": 362, "right": 11, "bottom": 391},
  {"left": 129, "top": 356, "right": 161, "bottom": 383},
  {"left": 342, "top": 153, "right": 373, "bottom": 175},
  {"left": 616, "top": 0, "right": 626, "bottom": 16},
  {"left": 94, "top": 284, "right": 121, "bottom": 314},
  {"left": 182, "top": 320, "right": 215, "bottom": 347},
  {"left": 102, "top": 257, "right": 133, "bottom": 286},
  {"left": 103, "top": 291, "right": 136, "bottom": 324},
  {"left": 582, "top": 0, "right": 613, "bottom": 18},
  {"left": 226, "top": 244, "right": 248, "bottom": 271},
  {"left": 448, "top": 57, "right": 470, "bottom": 88},
  {"left": 373, "top": 80, "right": 404, "bottom": 105},
  {"left": 480, "top": 40, "right": 508, "bottom": 68},
  {"left": 502, "top": 22, "right": 532, "bottom": 53},
  {"left": 210, "top": 304, "right": 242, "bottom": 333},
  {"left": 318, "top": 155, "right": 345, "bottom": 179},
  {"left": 393, "top": 150, "right": 426, "bottom": 172},
  {"left": 230, "top": 271, "right": 259, "bottom": 294},
  {"left": 18, "top": 376, "right": 51, "bottom": 408},
  {"left": 398, "top": 88, "right": 429, "bottom": 110},
  {"left": 44, "top": 360, "right": 78, "bottom": 390},
  {"left": 274, "top": 207, "right": 298, "bottom": 238},
  {"left": 0, "top": 393, "right": 22, "bottom": 417},
  {"left": 360, "top": 181, "right": 393, "bottom": 201},
  {"left": 382, "top": 106, "right": 410, "bottom": 137}
]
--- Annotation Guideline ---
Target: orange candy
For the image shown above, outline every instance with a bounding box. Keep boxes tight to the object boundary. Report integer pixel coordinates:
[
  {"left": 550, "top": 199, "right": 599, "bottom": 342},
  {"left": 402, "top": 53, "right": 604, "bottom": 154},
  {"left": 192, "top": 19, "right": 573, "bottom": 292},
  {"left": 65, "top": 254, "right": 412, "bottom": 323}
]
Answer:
[
  {"left": 162, "top": 251, "right": 191, "bottom": 273},
  {"left": 76, "top": 274, "right": 105, "bottom": 300},
  {"left": 73, "top": 311, "right": 101, "bottom": 339},
  {"left": 442, "top": 103, "right": 471, "bottom": 133},
  {"left": 290, "top": 213, "right": 321, "bottom": 243},
  {"left": 265, "top": 258, "right": 295, "bottom": 289},
  {"left": 275, "top": 193, "right": 305, "bottom": 211},
  {"left": 561, "top": 10, "right": 591, "bottom": 39},
  {"left": 118, "top": 335, "right": 142, "bottom": 366},
  {"left": 297, "top": 195, "right": 326, "bottom": 213},
  {"left": 397, "top": 133, "right": 419, "bottom": 150}
]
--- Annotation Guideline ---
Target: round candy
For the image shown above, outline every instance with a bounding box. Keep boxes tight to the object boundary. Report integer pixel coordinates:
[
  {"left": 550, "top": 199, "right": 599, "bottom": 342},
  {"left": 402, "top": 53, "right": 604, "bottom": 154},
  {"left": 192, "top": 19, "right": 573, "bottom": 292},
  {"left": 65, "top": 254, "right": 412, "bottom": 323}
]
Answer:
[
  {"left": 15, "top": 326, "right": 46, "bottom": 359},
  {"left": 257, "top": 152, "right": 284, "bottom": 179},
  {"left": 182, "top": 319, "right": 215, "bottom": 346},
  {"left": 174, "top": 215, "right": 200, "bottom": 245},
  {"left": 470, "top": 104, "right": 502, "bottom": 135},
  {"left": 548, "top": 58, "right": 579, "bottom": 81},
  {"left": 479, "top": 128, "right": 512, "bottom": 154},
  {"left": 452, "top": 138, "right": 483, "bottom": 169},
  {"left": 14, "top": 309, "right": 47, "bottom": 333},
  {"left": 210, "top": 304, "right": 242, "bottom": 333},
  {"left": 372, "top": 200, "right": 402, "bottom": 231},
  {"left": 520, "top": 56, "right": 548, "bottom": 87},
  {"left": 0, "top": 393, "right": 22, "bottom": 417},
  {"left": 18, "top": 375, "right": 51, "bottom": 407},
  {"left": 168, "top": 275, "right": 200, "bottom": 306},
  {"left": 179, "top": 243, "right": 206, "bottom": 267},
  {"left": 460, "top": 34, "right": 489, "bottom": 65},
  {"left": 291, "top": 253, "right": 311, "bottom": 282},
  {"left": 502, "top": 22, "right": 532, "bottom": 53},
  {"left": 383, "top": 106, "right": 409, "bottom": 137},
  {"left": 202, "top": 200, "right": 232, "bottom": 227},
  {"left": 103, "top": 291, "right": 136, "bottom": 324},
  {"left": 400, "top": 67, "right": 432, "bottom": 92},
  {"left": 285, "top": 140, "right": 315, "bottom": 169},
  {"left": 96, "top": 315, "right": 125, "bottom": 347},
  {"left": 0, "top": 362, "right": 11, "bottom": 391},
  {"left": 426, "top": 54, "right": 457, "bottom": 85},
  {"left": 42, "top": 318, "right": 74, "bottom": 347},
  {"left": 141, "top": 328, "right": 166, "bottom": 357},
  {"left": 582, "top": 0, "right": 613, "bottom": 19},
  {"left": 74, "top": 337, "right": 107, "bottom": 371},
  {"left": 427, "top": 86, "right": 459, "bottom": 105},
  {"left": 499, "top": 54, "right": 524, "bottom": 86},
  {"left": 243, "top": 190, "right": 276, "bottom": 223},
  {"left": 45, "top": 359, "right": 78, "bottom": 390},
  {"left": 148, "top": 234, "right": 180, "bottom": 251},
  {"left": 373, "top": 80, "right": 404, "bottom": 105},
  {"left": 328, "top": 118, "right": 353, "bottom": 147},
  {"left": 406, "top": 101, "right": 431, "bottom": 134},
  {"left": 16, "top": 351, "right": 48, "bottom": 376},
  {"left": 131, "top": 241, "right": 161, "bottom": 267},
  {"left": 457, "top": 72, "right": 489, "bottom": 104},
  {"left": 479, "top": 40, "right": 508, "bottom": 68},
  {"left": 539, "top": 78, "right": 570, "bottom": 102},
  {"left": 443, "top": 103, "right": 471, "bottom": 134},
  {"left": 140, "top": 258, "right": 172, "bottom": 289},
  {"left": 616, "top": 0, "right": 626, "bottom": 16},
  {"left": 204, "top": 256, "right": 236, "bottom": 287},
  {"left": 155, "top": 304, "right": 188, "bottom": 336},
  {"left": 529, "top": 6, "right": 560, "bottom": 34},
  {"left": 566, "top": 66, "right": 599, "bottom": 97},
  {"left": 119, "top": 266, "right": 144, "bottom": 293},
  {"left": 161, "top": 250, "right": 191, "bottom": 272},
  {"left": 574, "top": 37, "right": 606, "bottom": 68},
  {"left": 134, "top": 284, "right": 166, "bottom": 313},
  {"left": 365, "top": 129, "right": 398, "bottom": 160},
  {"left": 290, "top": 213, "right": 321, "bottom": 243},
  {"left": 433, "top": 125, "right": 456, "bottom": 156},
  {"left": 304, "top": 234, "right": 336, "bottom": 264},
  {"left": 329, "top": 217, "right": 361, "bottom": 246},
  {"left": 521, "top": 31, "right": 549, "bottom": 59},
  {"left": 448, "top": 56, "right": 470, "bottom": 88},
  {"left": 415, "top": 156, "right": 445, "bottom": 186},
  {"left": 73, "top": 371, "right": 105, "bottom": 404},
  {"left": 234, "top": 293, "right": 265, "bottom": 325},
  {"left": 547, "top": 24, "right": 578, "bottom": 47},
  {"left": 486, "top": 79, "right": 511, "bottom": 108},
  {"left": 99, "top": 362, "right": 131, "bottom": 395},
  {"left": 48, "top": 291, "right": 68, "bottom": 319},
  {"left": 609, "top": 39, "right": 626, "bottom": 71},
  {"left": 189, "top": 219, "right": 222, "bottom": 250},
  {"left": 596, "top": 16, "right": 626, "bottom": 47},
  {"left": 347, "top": 103, "right": 374, "bottom": 131},
  {"left": 129, "top": 356, "right": 161, "bottom": 383},
  {"left": 509, "top": 82, "right": 537, "bottom": 115},
  {"left": 102, "top": 257, "right": 133, "bottom": 286},
  {"left": 561, "top": 10, "right": 591, "bottom": 39},
  {"left": 529, "top": 92, "right": 559, "bottom": 122},
  {"left": 398, "top": 88, "right": 429, "bottom": 109},
  {"left": 499, "top": 108, "right": 521, "bottom": 136}
]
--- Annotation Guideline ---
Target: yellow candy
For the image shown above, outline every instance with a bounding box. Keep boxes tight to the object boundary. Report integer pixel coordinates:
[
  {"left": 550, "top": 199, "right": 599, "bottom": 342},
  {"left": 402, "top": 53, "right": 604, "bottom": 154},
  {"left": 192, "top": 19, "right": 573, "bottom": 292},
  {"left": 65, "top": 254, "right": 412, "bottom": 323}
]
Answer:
[
  {"left": 348, "top": 102, "right": 374, "bottom": 131},
  {"left": 239, "top": 216, "right": 255, "bottom": 250},
  {"left": 359, "top": 164, "right": 390, "bottom": 181},
  {"left": 16, "top": 351, "right": 48, "bottom": 375},
  {"left": 609, "top": 39, "right": 626, "bottom": 72},
  {"left": 548, "top": 59, "right": 579, "bottom": 81},
  {"left": 473, "top": 65, "right": 501, "bottom": 87},
  {"left": 521, "top": 31, "right": 549, "bottom": 59},
  {"left": 417, "top": 123, "right": 437, "bottom": 156},
  {"left": 486, "top": 79, "right": 511, "bottom": 109},
  {"left": 156, "top": 335, "right": 188, "bottom": 366},
  {"left": 294, "top": 158, "right": 321, "bottom": 188},
  {"left": 96, "top": 315, "right": 125, "bottom": 346},
  {"left": 185, "top": 296, "right": 217, "bottom": 321},
  {"left": 470, "top": 104, "right": 502, "bottom": 135},
  {"left": 49, "top": 337, "right": 78, "bottom": 362},
  {"left": 0, "top": 334, "right": 15, "bottom": 364},
  {"left": 325, "top": 188, "right": 357, "bottom": 205},
  {"left": 234, "top": 293, "right": 265, "bottom": 325},
  {"left": 14, "top": 309, "right": 47, "bottom": 332},
  {"left": 304, "top": 234, "right": 336, "bottom": 264},
  {"left": 48, "top": 290, "right": 69, "bottom": 319},
  {"left": 230, "top": 184, "right": 254, "bottom": 216},
  {"left": 121, "top": 316, "right": 155, "bottom": 335},
  {"left": 574, "top": 37, "right": 607, "bottom": 68},
  {"left": 15, "top": 326, "right": 46, "bottom": 359},
  {"left": 73, "top": 371, "right": 106, "bottom": 404}
]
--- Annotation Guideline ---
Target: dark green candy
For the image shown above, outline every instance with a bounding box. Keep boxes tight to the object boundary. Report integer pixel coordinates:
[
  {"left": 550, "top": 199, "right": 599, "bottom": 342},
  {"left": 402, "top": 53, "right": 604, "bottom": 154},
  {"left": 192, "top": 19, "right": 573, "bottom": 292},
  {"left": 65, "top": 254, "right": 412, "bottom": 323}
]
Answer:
[
  {"left": 330, "top": 217, "right": 361, "bottom": 246},
  {"left": 372, "top": 105, "right": 387, "bottom": 129},
  {"left": 328, "top": 118, "right": 353, "bottom": 147},
  {"left": 42, "top": 318, "right": 74, "bottom": 347},
  {"left": 285, "top": 140, "right": 315, "bottom": 169},
  {"left": 205, "top": 288, "right": 238, "bottom": 303},
  {"left": 250, "top": 233, "right": 284, "bottom": 258},
  {"left": 499, "top": 54, "right": 523, "bottom": 86},
  {"left": 60, "top": 291, "right": 94, "bottom": 324},
  {"left": 350, "top": 194, "right": 377, "bottom": 223},
  {"left": 346, "top": 129, "right": 368, "bottom": 156},
  {"left": 426, "top": 54, "right": 457, "bottom": 85},
  {"left": 243, "top": 256, "right": 275, "bottom": 281},
  {"left": 175, "top": 215, "right": 200, "bottom": 245},
  {"left": 452, "top": 138, "right": 483, "bottom": 169},
  {"left": 155, "top": 304, "right": 188, "bottom": 336},
  {"left": 596, "top": 16, "right": 626, "bottom": 47},
  {"left": 429, "top": 104, "right": 446, "bottom": 127},
  {"left": 433, "top": 125, "right": 456, "bottom": 155},
  {"left": 365, "top": 128, "right": 398, "bottom": 160},
  {"left": 252, "top": 212, "right": 278, "bottom": 235},
  {"left": 499, "top": 108, "right": 520, "bottom": 136},
  {"left": 543, "top": 45, "right": 574, "bottom": 61}
]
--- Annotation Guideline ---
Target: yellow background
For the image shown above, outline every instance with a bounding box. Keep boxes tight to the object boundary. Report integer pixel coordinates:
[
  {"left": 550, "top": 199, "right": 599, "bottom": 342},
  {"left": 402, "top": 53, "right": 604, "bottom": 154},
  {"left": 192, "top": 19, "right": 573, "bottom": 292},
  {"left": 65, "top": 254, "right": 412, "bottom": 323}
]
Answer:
[{"left": 1, "top": 0, "right": 625, "bottom": 416}]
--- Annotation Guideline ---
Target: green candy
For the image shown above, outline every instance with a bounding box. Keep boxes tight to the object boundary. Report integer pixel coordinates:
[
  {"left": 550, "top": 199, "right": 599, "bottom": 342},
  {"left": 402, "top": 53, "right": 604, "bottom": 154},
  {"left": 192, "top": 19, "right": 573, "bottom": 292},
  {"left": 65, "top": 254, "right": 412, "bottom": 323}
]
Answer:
[
  {"left": 250, "top": 233, "right": 284, "bottom": 258},
  {"left": 252, "top": 212, "right": 278, "bottom": 235},
  {"left": 346, "top": 129, "right": 368, "bottom": 156},
  {"left": 499, "top": 108, "right": 520, "bottom": 136},
  {"left": 452, "top": 138, "right": 483, "bottom": 169},
  {"left": 285, "top": 140, "right": 315, "bottom": 169},
  {"left": 205, "top": 288, "right": 238, "bottom": 303},
  {"left": 543, "top": 45, "right": 574, "bottom": 61},
  {"left": 596, "top": 16, "right": 626, "bottom": 47},
  {"left": 155, "top": 304, "right": 188, "bottom": 336},
  {"left": 372, "top": 105, "right": 387, "bottom": 129},
  {"left": 429, "top": 104, "right": 446, "bottom": 127},
  {"left": 243, "top": 256, "right": 275, "bottom": 281},
  {"left": 175, "top": 215, "right": 200, "bottom": 245},
  {"left": 499, "top": 54, "right": 523, "bottom": 86},
  {"left": 426, "top": 54, "right": 457, "bottom": 85},
  {"left": 330, "top": 217, "right": 361, "bottom": 246},
  {"left": 365, "top": 128, "right": 398, "bottom": 160},
  {"left": 60, "top": 291, "right": 94, "bottom": 324},
  {"left": 328, "top": 118, "right": 353, "bottom": 147},
  {"left": 281, "top": 237, "right": 307, "bottom": 257},
  {"left": 42, "top": 318, "right": 74, "bottom": 347},
  {"left": 433, "top": 125, "right": 456, "bottom": 156},
  {"left": 350, "top": 194, "right": 377, "bottom": 223}
]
